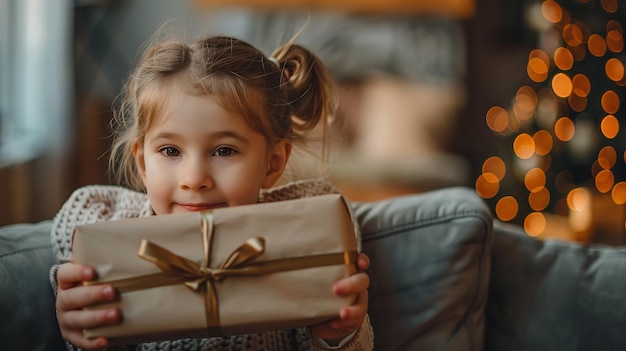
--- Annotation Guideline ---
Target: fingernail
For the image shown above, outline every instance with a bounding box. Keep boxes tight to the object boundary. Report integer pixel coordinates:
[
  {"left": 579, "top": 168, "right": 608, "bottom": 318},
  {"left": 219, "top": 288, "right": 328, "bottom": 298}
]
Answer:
[
  {"left": 83, "top": 268, "right": 92, "bottom": 279},
  {"left": 102, "top": 286, "right": 114, "bottom": 299},
  {"left": 105, "top": 309, "right": 117, "bottom": 321}
]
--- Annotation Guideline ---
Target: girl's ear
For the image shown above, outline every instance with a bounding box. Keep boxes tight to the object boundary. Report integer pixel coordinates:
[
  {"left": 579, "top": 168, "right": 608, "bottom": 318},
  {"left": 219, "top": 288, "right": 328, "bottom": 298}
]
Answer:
[
  {"left": 133, "top": 143, "right": 148, "bottom": 186},
  {"left": 262, "top": 141, "right": 292, "bottom": 188}
]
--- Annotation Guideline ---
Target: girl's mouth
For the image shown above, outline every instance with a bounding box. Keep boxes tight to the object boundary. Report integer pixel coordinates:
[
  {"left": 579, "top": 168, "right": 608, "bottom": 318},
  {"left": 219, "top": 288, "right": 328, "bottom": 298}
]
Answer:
[{"left": 178, "top": 203, "right": 227, "bottom": 211}]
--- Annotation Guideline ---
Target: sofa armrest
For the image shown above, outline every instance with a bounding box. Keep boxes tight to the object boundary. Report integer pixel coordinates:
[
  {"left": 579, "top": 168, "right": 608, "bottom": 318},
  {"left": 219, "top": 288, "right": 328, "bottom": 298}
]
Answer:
[
  {"left": 353, "top": 187, "right": 493, "bottom": 351},
  {"left": 0, "top": 221, "right": 66, "bottom": 351}
]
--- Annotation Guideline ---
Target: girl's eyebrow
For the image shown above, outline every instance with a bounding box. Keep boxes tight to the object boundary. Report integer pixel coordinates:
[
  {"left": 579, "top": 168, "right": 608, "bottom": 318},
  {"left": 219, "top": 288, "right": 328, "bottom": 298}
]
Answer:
[{"left": 149, "top": 130, "right": 250, "bottom": 144}]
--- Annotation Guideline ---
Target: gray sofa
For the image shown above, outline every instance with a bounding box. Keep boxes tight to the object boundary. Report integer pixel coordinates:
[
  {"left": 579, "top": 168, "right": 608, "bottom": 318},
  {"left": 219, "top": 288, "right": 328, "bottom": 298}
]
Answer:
[{"left": 2, "top": 187, "right": 626, "bottom": 351}]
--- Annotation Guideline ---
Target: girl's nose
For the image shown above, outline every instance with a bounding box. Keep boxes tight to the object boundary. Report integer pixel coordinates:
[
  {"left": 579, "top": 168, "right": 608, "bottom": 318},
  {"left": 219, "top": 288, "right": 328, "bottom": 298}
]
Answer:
[{"left": 179, "top": 158, "right": 213, "bottom": 191}]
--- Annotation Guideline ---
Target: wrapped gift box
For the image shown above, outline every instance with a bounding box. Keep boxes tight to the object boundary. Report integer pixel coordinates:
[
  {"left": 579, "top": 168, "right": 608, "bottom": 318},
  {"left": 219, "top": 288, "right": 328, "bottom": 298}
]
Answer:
[{"left": 72, "top": 194, "right": 359, "bottom": 345}]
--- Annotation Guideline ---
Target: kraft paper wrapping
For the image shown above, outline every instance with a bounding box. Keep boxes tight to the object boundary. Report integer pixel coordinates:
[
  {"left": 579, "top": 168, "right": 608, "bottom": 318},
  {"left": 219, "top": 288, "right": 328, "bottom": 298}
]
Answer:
[{"left": 71, "top": 194, "right": 358, "bottom": 346}]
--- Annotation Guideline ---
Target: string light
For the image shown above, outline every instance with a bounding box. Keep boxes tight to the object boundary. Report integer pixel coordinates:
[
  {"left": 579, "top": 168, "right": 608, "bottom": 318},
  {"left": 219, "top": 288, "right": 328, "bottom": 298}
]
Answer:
[{"left": 476, "top": 0, "right": 626, "bottom": 236}]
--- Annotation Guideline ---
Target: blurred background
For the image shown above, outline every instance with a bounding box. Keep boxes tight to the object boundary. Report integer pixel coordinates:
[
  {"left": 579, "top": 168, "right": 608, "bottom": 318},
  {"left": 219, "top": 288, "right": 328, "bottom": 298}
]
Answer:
[{"left": 1, "top": 0, "right": 624, "bottom": 244}]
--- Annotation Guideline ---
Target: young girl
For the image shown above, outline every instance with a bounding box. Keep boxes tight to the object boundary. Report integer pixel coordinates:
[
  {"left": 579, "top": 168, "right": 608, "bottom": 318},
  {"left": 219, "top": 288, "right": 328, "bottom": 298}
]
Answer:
[{"left": 50, "top": 32, "right": 373, "bottom": 351}]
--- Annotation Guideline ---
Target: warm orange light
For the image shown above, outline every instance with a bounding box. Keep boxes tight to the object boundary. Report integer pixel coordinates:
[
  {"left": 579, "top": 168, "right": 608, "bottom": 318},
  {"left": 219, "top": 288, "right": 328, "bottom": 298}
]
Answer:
[
  {"left": 529, "top": 186, "right": 550, "bottom": 211},
  {"left": 528, "top": 57, "right": 549, "bottom": 82},
  {"left": 486, "top": 106, "right": 509, "bottom": 133},
  {"left": 607, "top": 20, "right": 623, "bottom": 35},
  {"left": 568, "top": 93, "right": 587, "bottom": 112},
  {"left": 588, "top": 34, "right": 607, "bottom": 57},
  {"left": 482, "top": 156, "right": 506, "bottom": 181},
  {"left": 601, "top": 90, "right": 620, "bottom": 114},
  {"left": 524, "top": 212, "right": 546, "bottom": 236},
  {"left": 601, "top": 0, "right": 618, "bottom": 13},
  {"left": 541, "top": 0, "right": 562, "bottom": 23},
  {"left": 567, "top": 187, "right": 591, "bottom": 212},
  {"left": 555, "top": 117, "right": 575, "bottom": 141},
  {"left": 606, "top": 58, "right": 625, "bottom": 82},
  {"left": 595, "top": 169, "right": 615, "bottom": 193},
  {"left": 572, "top": 74, "right": 591, "bottom": 97},
  {"left": 525, "top": 168, "right": 547, "bottom": 191},
  {"left": 514, "top": 86, "right": 538, "bottom": 121},
  {"left": 513, "top": 133, "right": 536, "bottom": 159},
  {"left": 475, "top": 173, "right": 499, "bottom": 199},
  {"left": 607, "top": 30, "right": 624, "bottom": 53},
  {"left": 598, "top": 146, "right": 617, "bottom": 169},
  {"left": 612, "top": 182, "right": 626, "bottom": 204},
  {"left": 552, "top": 73, "right": 573, "bottom": 98},
  {"left": 533, "top": 130, "right": 553, "bottom": 156},
  {"left": 554, "top": 47, "right": 574, "bottom": 70},
  {"left": 495, "top": 196, "right": 519, "bottom": 222},
  {"left": 601, "top": 115, "right": 620, "bottom": 139},
  {"left": 563, "top": 24, "right": 584, "bottom": 46}
]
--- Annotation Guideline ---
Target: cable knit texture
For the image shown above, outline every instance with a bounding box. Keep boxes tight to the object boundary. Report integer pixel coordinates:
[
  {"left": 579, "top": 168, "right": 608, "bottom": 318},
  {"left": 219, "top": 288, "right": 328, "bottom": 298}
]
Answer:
[{"left": 50, "top": 179, "right": 374, "bottom": 351}]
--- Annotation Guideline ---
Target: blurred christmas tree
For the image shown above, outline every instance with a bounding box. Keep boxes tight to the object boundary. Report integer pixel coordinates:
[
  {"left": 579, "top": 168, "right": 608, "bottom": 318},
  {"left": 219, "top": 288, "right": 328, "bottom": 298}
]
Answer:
[{"left": 476, "top": 0, "right": 626, "bottom": 242}]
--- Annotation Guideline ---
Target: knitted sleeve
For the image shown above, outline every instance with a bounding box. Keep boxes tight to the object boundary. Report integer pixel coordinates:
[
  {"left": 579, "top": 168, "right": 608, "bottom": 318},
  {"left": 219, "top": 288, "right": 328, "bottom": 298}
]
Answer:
[{"left": 50, "top": 185, "right": 152, "bottom": 263}]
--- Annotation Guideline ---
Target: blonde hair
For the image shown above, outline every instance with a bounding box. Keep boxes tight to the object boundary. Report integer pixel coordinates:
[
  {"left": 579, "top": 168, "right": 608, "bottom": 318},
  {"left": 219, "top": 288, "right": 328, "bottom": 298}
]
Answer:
[{"left": 109, "top": 33, "right": 338, "bottom": 191}]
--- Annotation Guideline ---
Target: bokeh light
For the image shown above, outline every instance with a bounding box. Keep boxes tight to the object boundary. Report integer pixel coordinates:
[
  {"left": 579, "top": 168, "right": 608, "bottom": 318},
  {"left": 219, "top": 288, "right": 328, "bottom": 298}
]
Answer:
[
  {"left": 568, "top": 93, "right": 587, "bottom": 112},
  {"left": 588, "top": 34, "right": 607, "bottom": 57},
  {"left": 486, "top": 106, "right": 509, "bottom": 133},
  {"left": 482, "top": 156, "right": 506, "bottom": 181},
  {"left": 476, "top": 173, "right": 499, "bottom": 199},
  {"left": 595, "top": 169, "right": 615, "bottom": 193},
  {"left": 541, "top": 0, "right": 563, "bottom": 23},
  {"left": 601, "top": 90, "right": 620, "bottom": 114},
  {"left": 525, "top": 168, "right": 547, "bottom": 191},
  {"left": 552, "top": 73, "right": 572, "bottom": 98},
  {"left": 572, "top": 74, "right": 591, "bottom": 97},
  {"left": 598, "top": 146, "right": 617, "bottom": 169},
  {"left": 605, "top": 58, "right": 624, "bottom": 82},
  {"left": 563, "top": 24, "right": 584, "bottom": 46},
  {"left": 606, "top": 30, "right": 624, "bottom": 53},
  {"left": 533, "top": 130, "right": 553, "bottom": 156},
  {"left": 554, "top": 47, "right": 574, "bottom": 70},
  {"left": 554, "top": 117, "right": 575, "bottom": 141},
  {"left": 528, "top": 50, "right": 550, "bottom": 82},
  {"left": 600, "top": 0, "right": 618, "bottom": 13},
  {"left": 567, "top": 187, "right": 591, "bottom": 212},
  {"left": 524, "top": 212, "right": 546, "bottom": 236},
  {"left": 513, "top": 133, "right": 536, "bottom": 159},
  {"left": 495, "top": 196, "right": 519, "bottom": 222},
  {"left": 600, "top": 115, "right": 619, "bottom": 139},
  {"left": 529, "top": 187, "right": 550, "bottom": 211},
  {"left": 612, "top": 182, "right": 626, "bottom": 204}
]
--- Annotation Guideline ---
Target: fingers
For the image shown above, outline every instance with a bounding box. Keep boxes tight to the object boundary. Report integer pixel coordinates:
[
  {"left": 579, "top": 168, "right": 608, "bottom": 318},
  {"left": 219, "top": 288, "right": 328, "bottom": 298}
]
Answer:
[
  {"left": 356, "top": 253, "right": 370, "bottom": 271},
  {"left": 333, "top": 272, "right": 369, "bottom": 296},
  {"left": 55, "top": 262, "right": 120, "bottom": 350},
  {"left": 57, "top": 263, "right": 96, "bottom": 290},
  {"left": 63, "top": 330, "right": 109, "bottom": 351}
]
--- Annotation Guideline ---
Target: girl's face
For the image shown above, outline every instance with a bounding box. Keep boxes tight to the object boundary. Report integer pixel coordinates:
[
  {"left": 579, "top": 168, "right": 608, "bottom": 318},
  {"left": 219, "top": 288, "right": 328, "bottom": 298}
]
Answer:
[{"left": 133, "top": 93, "right": 290, "bottom": 215}]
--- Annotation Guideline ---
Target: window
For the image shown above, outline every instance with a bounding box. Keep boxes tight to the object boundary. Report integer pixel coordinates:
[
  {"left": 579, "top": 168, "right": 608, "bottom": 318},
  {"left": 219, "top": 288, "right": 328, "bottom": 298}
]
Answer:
[{"left": 0, "top": 0, "right": 72, "bottom": 167}]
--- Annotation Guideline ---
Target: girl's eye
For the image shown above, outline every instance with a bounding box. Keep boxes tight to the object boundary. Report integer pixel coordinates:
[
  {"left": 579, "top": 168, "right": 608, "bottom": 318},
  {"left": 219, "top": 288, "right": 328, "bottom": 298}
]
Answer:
[
  {"left": 213, "top": 146, "right": 237, "bottom": 157},
  {"left": 159, "top": 147, "right": 180, "bottom": 157}
]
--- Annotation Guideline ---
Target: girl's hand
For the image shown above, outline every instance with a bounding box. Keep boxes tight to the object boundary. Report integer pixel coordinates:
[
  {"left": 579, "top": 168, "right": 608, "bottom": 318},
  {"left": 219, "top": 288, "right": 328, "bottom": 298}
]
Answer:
[
  {"left": 55, "top": 262, "right": 121, "bottom": 350},
  {"left": 309, "top": 253, "right": 370, "bottom": 345}
]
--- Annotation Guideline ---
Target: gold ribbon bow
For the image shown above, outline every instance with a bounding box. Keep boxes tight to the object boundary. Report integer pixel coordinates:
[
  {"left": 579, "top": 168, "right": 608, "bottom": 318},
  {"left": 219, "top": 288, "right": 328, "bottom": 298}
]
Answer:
[{"left": 137, "top": 211, "right": 265, "bottom": 332}]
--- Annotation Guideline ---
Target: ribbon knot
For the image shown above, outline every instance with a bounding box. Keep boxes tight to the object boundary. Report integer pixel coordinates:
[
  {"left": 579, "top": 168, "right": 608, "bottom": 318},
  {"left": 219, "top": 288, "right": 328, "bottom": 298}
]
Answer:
[{"left": 137, "top": 211, "right": 265, "bottom": 332}]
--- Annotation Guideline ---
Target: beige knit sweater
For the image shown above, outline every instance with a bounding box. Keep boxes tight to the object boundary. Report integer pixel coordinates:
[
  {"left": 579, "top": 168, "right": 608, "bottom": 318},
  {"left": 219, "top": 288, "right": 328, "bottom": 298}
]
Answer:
[{"left": 50, "top": 180, "right": 374, "bottom": 351}]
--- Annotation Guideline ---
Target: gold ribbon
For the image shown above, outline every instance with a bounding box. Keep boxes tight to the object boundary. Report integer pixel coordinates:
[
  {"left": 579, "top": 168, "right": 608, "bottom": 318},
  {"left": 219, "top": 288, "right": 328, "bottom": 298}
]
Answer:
[{"left": 89, "top": 211, "right": 357, "bottom": 335}]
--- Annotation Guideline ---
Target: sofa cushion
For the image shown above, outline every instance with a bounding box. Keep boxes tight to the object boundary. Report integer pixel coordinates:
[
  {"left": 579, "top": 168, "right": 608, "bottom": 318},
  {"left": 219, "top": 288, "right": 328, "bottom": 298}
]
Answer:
[
  {"left": 0, "top": 220, "right": 66, "bottom": 351},
  {"left": 353, "top": 187, "right": 493, "bottom": 351},
  {"left": 486, "top": 220, "right": 626, "bottom": 351}
]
